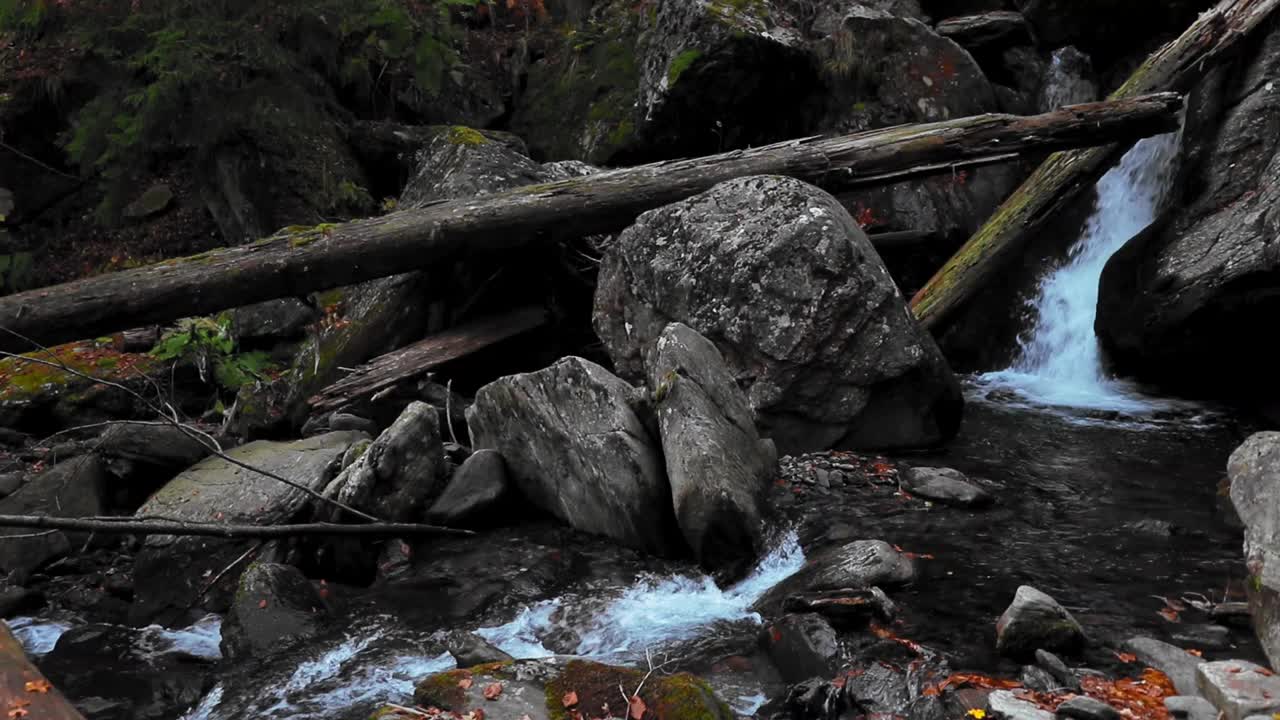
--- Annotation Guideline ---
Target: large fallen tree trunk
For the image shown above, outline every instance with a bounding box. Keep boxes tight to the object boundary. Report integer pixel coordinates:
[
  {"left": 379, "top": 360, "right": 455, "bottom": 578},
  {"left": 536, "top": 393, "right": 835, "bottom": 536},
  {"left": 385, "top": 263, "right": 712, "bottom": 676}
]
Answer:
[
  {"left": 0, "top": 623, "right": 85, "bottom": 720},
  {"left": 0, "top": 94, "right": 1183, "bottom": 353},
  {"left": 909, "top": 0, "right": 1280, "bottom": 332}
]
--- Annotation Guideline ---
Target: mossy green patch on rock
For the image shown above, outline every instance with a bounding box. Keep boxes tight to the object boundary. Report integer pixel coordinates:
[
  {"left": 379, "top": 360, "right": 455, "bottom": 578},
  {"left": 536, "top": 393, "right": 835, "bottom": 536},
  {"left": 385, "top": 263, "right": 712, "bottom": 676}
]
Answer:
[
  {"left": 413, "top": 668, "right": 474, "bottom": 710},
  {"left": 667, "top": 48, "right": 703, "bottom": 86},
  {"left": 0, "top": 340, "right": 158, "bottom": 404},
  {"left": 545, "top": 660, "right": 732, "bottom": 720},
  {"left": 446, "top": 125, "right": 489, "bottom": 146}
]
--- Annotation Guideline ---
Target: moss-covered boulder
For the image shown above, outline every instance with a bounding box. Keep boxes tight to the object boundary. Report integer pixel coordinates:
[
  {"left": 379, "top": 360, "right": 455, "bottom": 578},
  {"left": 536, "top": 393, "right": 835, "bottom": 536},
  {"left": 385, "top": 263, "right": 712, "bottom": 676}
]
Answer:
[
  {"left": 412, "top": 658, "right": 733, "bottom": 720},
  {"left": 0, "top": 340, "right": 161, "bottom": 433}
]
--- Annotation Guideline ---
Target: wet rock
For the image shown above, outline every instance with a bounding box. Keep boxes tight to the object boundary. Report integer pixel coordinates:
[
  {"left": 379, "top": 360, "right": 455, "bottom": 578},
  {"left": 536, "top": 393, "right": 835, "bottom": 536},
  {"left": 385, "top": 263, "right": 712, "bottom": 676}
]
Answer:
[
  {"left": 646, "top": 323, "right": 776, "bottom": 576},
  {"left": 996, "top": 586, "right": 1086, "bottom": 660},
  {"left": 319, "top": 402, "right": 444, "bottom": 522},
  {"left": 96, "top": 422, "right": 210, "bottom": 469},
  {"left": 1123, "top": 637, "right": 1205, "bottom": 696},
  {"left": 327, "top": 412, "right": 379, "bottom": 435},
  {"left": 1172, "top": 624, "right": 1232, "bottom": 650},
  {"left": 1020, "top": 664, "right": 1060, "bottom": 692},
  {"left": 230, "top": 298, "right": 317, "bottom": 344},
  {"left": 446, "top": 631, "right": 513, "bottom": 668},
  {"left": 1036, "top": 649, "right": 1081, "bottom": 691},
  {"left": 845, "top": 661, "right": 911, "bottom": 716},
  {"left": 220, "top": 562, "right": 326, "bottom": 661},
  {"left": 782, "top": 587, "right": 898, "bottom": 628},
  {"left": 400, "top": 128, "right": 553, "bottom": 210},
  {"left": 785, "top": 678, "right": 845, "bottom": 720},
  {"left": 784, "top": 541, "right": 916, "bottom": 599},
  {"left": 1056, "top": 695, "right": 1120, "bottom": 720},
  {"left": 425, "top": 449, "right": 509, "bottom": 528},
  {"left": 414, "top": 658, "right": 733, "bottom": 720},
  {"left": 0, "top": 456, "right": 106, "bottom": 576},
  {"left": 900, "top": 466, "right": 993, "bottom": 507},
  {"left": 989, "top": 689, "right": 1054, "bottom": 720},
  {"left": 935, "top": 12, "right": 1032, "bottom": 51},
  {"left": 761, "top": 613, "right": 842, "bottom": 684},
  {"left": 1197, "top": 660, "right": 1280, "bottom": 720},
  {"left": 1038, "top": 47, "right": 1097, "bottom": 112},
  {"left": 131, "top": 431, "right": 366, "bottom": 622},
  {"left": 1121, "top": 518, "right": 1179, "bottom": 537},
  {"left": 122, "top": 183, "right": 174, "bottom": 219},
  {"left": 595, "top": 175, "right": 962, "bottom": 454},
  {"left": 1228, "top": 433, "right": 1280, "bottom": 666},
  {"left": 467, "top": 357, "right": 680, "bottom": 556},
  {"left": 1097, "top": 26, "right": 1280, "bottom": 412},
  {"left": 1165, "top": 695, "right": 1218, "bottom": 720},
  {"left": 1212, "top": 602, "right": 1252, "bottom": 628}
]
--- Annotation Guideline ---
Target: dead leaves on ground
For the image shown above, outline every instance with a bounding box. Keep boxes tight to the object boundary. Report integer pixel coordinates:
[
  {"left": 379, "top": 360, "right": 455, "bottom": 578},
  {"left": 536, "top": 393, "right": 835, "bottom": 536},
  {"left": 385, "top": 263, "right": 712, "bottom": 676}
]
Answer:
[
  {"left": 481, "top": 682, "right": 502, "bottom": 700},
  {"left": 922, "top": 667, "right": 1177, "bottom": 720}
]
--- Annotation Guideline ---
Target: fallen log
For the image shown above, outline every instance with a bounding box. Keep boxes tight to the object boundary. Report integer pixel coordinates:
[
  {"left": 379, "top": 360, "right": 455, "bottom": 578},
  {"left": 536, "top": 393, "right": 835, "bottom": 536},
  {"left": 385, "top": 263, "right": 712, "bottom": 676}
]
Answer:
[
  {"left": 309, "top": 306, "right": 547, "bottom": 414},
  {"left": 0, "top": 623, "right": 85, "bottom": 720},
  {"left": 909, "top": 0, "right": 1280, "bottom": 332},
  {"left": 0, "top": 94, "right": 1184, "bottom": 353},
  {"left": 0, "top": 515, "right": 473, "bottom": 538}
]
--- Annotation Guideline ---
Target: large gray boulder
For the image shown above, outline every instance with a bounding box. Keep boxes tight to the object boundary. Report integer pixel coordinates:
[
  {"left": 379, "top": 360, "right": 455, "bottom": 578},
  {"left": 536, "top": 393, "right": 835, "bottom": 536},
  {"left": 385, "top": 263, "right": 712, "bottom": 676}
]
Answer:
[
  {"left": 1123, "top": 636, "right": 1205, "bottom": 697},
  {"left": 996, "top": 585, "right": 1086, "bottom": 660},
  {"left": 131, "top": 431, "right": 367, "bottom": 622},
  {"left": 220, "top": 562, "right": 327, "bottom": 661},
  {"left": 594, "top": 175, "right": 962, "bottom": 454},
  {"left": 319, "top": 401, "right": 445, "bottom": 522},
  {"left": 0, "top": 456, "right": 105, "bottom": 577},
  {"left": 467, "top": 357, "right": 681, "bottom": 556},
  {"left": 1097, "top": 26, "right": 1280, "bottom": 414},
  {"left": 1228, "top": 432, "right": 1280, "bottom": 668},
  {"left": 647, "top": 323, "right": 776, "bottom": 577},
  {"left": 761, "top": 540, "right": 915, "bottom": 610}
]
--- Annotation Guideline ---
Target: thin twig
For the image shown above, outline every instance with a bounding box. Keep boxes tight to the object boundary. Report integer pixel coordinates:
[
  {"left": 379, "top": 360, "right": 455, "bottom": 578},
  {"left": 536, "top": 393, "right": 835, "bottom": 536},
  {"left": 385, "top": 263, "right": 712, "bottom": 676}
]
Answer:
[
  {"left": 194, "top": 541, "right": 261, "bottom": 602},
  {"left": 0, "top": 328, "right": 375, "bottom": 522},
  {"left": 0, "top": 514, "right": 473, "bottom": 538},
  {"left": 445, "top": 379, "right": 459, "bottom": 446},
  {"left": 0, "top": 139, "right": 80, "bottom": 181},
  {"left": 0, "top": 529, "right": 59, "bottom": 540}
]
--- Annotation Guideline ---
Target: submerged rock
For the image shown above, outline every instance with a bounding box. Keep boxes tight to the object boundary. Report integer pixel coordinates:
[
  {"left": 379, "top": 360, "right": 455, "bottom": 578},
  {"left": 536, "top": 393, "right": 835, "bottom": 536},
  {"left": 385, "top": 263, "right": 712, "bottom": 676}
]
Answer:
[
  {"left": 412, "top": 658, "right": 733, "bottom": 720},
  {"left": 646, "top": 323, "right": 776, "bottom": 577},
  {"left": 900, "top": 466, "right": 993, "bottom": 507},
  {"left": 445, "top": 631, "right": 513, "bottom": 668},
  {"left": 1196, "top": 660, "right": 1280, "bottom": 720},
  {"left": 761, "top": 613, "right": 843, "bottom": 684},
  {"left": 996, "top": 586, "right": 1086, "bottom": 660},
  {"left": 220, "top": 562, "right": 327, "bottom": 661},
  {"left": 594, "top": 175, "right": 962, "bottom": 454},
  {"left": 467, "top": 357, "right": 680, "bottom": 556},
  {"left": 131, "top": 431, "right": 366, "bottom": 622}
]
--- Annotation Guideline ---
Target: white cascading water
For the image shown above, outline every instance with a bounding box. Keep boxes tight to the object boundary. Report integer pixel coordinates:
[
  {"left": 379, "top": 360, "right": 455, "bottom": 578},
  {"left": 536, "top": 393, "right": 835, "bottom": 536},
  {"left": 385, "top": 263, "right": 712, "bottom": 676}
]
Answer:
[{"left": 979, "top": 131, "right": 1181, "bottom": 413}]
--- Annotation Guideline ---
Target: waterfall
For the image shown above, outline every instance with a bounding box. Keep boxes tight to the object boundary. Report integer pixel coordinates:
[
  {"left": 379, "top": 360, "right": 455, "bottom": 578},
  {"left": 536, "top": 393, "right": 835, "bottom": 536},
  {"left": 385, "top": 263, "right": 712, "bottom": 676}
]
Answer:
[{"left": 979, "top": 132, "right": 1180, "bottom": 413}]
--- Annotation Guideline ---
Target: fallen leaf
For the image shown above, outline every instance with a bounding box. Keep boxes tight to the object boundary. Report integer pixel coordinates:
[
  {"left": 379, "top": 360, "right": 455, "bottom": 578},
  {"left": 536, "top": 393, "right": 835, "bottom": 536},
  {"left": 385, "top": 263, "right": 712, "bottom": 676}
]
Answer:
[
  {"left": 23, "top": 680, "right": 50, "bottom": 693},
  {"left": 562, "top": 691, "right": 579, "bottom": 708},
  {"left": 1114, "top": 651, "right": 1137, "bottom": 663},
  {"left": 258, "top": 599, "right": 268, "bottom": 609},
  {"left": 458, "top": 676, "right": 474, "bottom": 690},
  {"left": 7, "top": 709, "right": 28, "bottom": 719},
  {"left": 629, "top": 694, "right": 646, "bottom": 720},
  {"left": 1157, "top": 607, "right": 1180, "bottom": 623},
  {"left": 1228, "top": 666, "right": 1244, "bottom": 674},
  {"left": 1186, "top": 649, "right": 1203, "bottom": 657},
  {"left": 483, "top": 682, "right": 502, "bottom": 700}
]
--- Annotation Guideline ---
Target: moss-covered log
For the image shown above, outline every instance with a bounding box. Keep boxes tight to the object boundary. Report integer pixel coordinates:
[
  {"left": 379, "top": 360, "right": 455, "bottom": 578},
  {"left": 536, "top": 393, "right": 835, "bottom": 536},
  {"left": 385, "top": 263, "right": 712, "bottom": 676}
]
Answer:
[
  {"left": 0, "top": 94, "right": 1184, "bottom": 354},
  {"left": 0, "top": 623, "right": 85, "bottom": 720},
  {"left": 909, "top": 0, "right": 1280, "bottom": 332}
]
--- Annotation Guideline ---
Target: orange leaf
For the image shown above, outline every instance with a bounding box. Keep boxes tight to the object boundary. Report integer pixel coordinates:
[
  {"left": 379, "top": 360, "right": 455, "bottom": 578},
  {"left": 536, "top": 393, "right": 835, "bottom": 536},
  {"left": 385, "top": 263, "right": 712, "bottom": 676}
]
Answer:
[
  {"left": 629, "top": 695, "right": 647, "bottom": 720},
  {"left": 1186, "top": 648, "right": 1203, "bottom": 657},
  {"left": 1157, "top": 607, "right": 1180, "bottom": 623},
  {"left": 23, "top": 680, "right": 50, "bottom": 693},
  {"left": 483, "top": 682, "right": 503, "bottom": 700},
  {"left": 7, "top": 709, "right": 28, "bottom": 719},
  {"left": 258, "top": 599, "right": 268, "bottom": 609},
  {"left": 1114, "top": 651, "right": 1137, "bottom": 663},
  {"left": 562, "top": 691, "right": 579, "bottom": 708},
  {"left": 458, "top": 676, "right": 474, "bottom": 690}
]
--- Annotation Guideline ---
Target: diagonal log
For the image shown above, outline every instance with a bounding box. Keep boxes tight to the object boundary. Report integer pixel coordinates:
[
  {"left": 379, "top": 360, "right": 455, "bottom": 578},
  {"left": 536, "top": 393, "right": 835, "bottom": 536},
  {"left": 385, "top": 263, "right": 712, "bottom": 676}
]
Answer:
[
  {"left": 909, "top": 0, "right": 1280, "bottom": 332},
  {"left": 0, "top": 94, "right": 1185, "bottom": 353},
  {"left": 0, "top": 623, "right": 85, "bottom": 720}
]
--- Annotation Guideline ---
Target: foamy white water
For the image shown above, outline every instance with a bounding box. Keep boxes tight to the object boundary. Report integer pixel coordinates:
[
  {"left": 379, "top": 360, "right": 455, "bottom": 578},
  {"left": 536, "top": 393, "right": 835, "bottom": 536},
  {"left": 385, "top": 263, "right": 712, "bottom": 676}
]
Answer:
[
  {"left": 480, "top": 530, "right": 805, "bottom": 660},
  {"left": 979, "top": 132, "right": 1182, "bottom": 414},
  {"left": 5, "top": 616, "right": 72, "bottom": 655}
]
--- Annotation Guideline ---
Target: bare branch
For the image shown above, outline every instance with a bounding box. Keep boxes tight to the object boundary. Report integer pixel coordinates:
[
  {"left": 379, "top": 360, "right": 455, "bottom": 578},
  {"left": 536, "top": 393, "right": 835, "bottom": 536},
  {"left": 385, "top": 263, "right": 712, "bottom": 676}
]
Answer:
[{"left": 0, "top": 514, "right": 473, "bottom": 538}]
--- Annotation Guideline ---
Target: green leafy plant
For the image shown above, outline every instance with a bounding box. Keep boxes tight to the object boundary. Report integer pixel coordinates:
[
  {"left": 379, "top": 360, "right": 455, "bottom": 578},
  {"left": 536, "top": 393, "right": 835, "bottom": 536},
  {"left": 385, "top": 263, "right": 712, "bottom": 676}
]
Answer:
[{"left": 151, "top": 316, "right": 276, "bottom": 392}]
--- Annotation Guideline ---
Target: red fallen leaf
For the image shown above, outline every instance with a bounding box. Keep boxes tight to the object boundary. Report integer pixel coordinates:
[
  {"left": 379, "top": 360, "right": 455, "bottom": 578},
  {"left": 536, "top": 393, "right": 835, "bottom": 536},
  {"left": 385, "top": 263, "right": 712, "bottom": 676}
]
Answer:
[
  {"left": 471, "top": 709, "right": 485, "bottom": 720},
  {"left": 458, "top": 676, "right": 474, "bottom": 689},
  {"left": 483, "top": 682, "right": 503, "bottom": 700},
  {"left": 1258, "top": 667, "right": 1275, "bottom": 676},
  {"left": 1114, "top": 651, "right": 1137, "bottom": 663},
  {"left": 1228, "top": 666, "right": 1243, "bottom": 674},
  {"left": 562, "top": 691, "right": 579, "bottom": 708},
  {"left": 1186, "top": 649, "right": 1203, "bottom": 657},
  {"left": 258, "top": 599, "right": 268, "bottom": 609},
  {"left": 903, "top": 552, "right": 936, "bottom": 561},
  {"left": 23, "top": 680, "right": 50, "bottom": 693},
  {"left": 1157, "top": 607, "right": 1180, "bottom": 623},
  {"left": 628, "top": 695, "right": 646, "bottom": 720}
]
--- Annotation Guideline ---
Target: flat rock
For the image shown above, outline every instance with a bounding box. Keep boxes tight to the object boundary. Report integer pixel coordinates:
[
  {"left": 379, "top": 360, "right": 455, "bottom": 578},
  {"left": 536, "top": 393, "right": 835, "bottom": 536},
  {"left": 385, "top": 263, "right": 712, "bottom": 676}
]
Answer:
[
  {"left": 765, "top": 541, "right": 915, "bottom": 609},
  {"left": 989, "top": 689, "right": 1054, "bottom": 720},
  {"left": 1123, "top": 636, "right": 1205, "bottom": 696},
  {"left": 1055, "top": 695, "right": 1120, "bottom": 720},
  {"left": 96, "top": 422, "right": 210, "bottom": 468},
  {"left": 1197, "top": 659, "right": 1280, "bottom": 720},
  {"left": 996, "top": 586, "right": 1086, "bottom": 660},
  {"left": 467, "top": 357, "right": 680, "bottom": 556},
  {"left": 1172, "top": 624, "right": 1232, "bottom": 650},
  {"left": 936, "top": 11, "right": 1032, "bottom": 50},
  {"left": 1165, "top": 695, "right": 1219, "bottom": 720},
  {"left": 900, "top": 466, "right": 993, "bottom": 507},
  {"left": 646, "top": 323, "right": 776, "bottom": 577}
]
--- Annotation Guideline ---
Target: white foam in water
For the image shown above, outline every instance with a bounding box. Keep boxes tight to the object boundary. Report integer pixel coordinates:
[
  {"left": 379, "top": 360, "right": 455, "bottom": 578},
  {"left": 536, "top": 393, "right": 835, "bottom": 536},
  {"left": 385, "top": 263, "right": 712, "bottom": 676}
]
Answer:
[
  {"left": 478, "top": 530, "right": 804, "bottom": 660},
  {"left": 137, "top": 614, "right": 223, "bottom": 662},
  {"left": 4, "top": 617, "right": 71, "bottom": 656},
  {"left": 978, "top": 132, "right": 1185, "bottom": 415},
  {"left": 270, "top": 652, "right": 455, "bottom": 720}
]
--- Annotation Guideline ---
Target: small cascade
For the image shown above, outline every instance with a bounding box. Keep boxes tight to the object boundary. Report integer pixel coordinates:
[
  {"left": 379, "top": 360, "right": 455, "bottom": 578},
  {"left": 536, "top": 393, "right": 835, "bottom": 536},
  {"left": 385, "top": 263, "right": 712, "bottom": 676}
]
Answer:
[{"left": 979, "top": 131, "right": 1182, "bottom": 413}]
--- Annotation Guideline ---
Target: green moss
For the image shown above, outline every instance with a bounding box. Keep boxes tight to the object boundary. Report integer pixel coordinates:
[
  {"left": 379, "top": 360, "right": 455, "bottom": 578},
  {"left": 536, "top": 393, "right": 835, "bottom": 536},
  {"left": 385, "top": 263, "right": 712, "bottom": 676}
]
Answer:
[
  {"left": 0, "top": 341, "right": 158, "bottom": 403},
  {"left": 413, "top": 669, "right": 472, "bottom": 710},
  {"left": 546, "top": 660, "right": 731, "bottom": 720},
  {"left": 667, "top": 48, "right": 703, "bottom": 87},
  {"left": 446, "top": 125, "right": 489, "bottom": 146}
]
